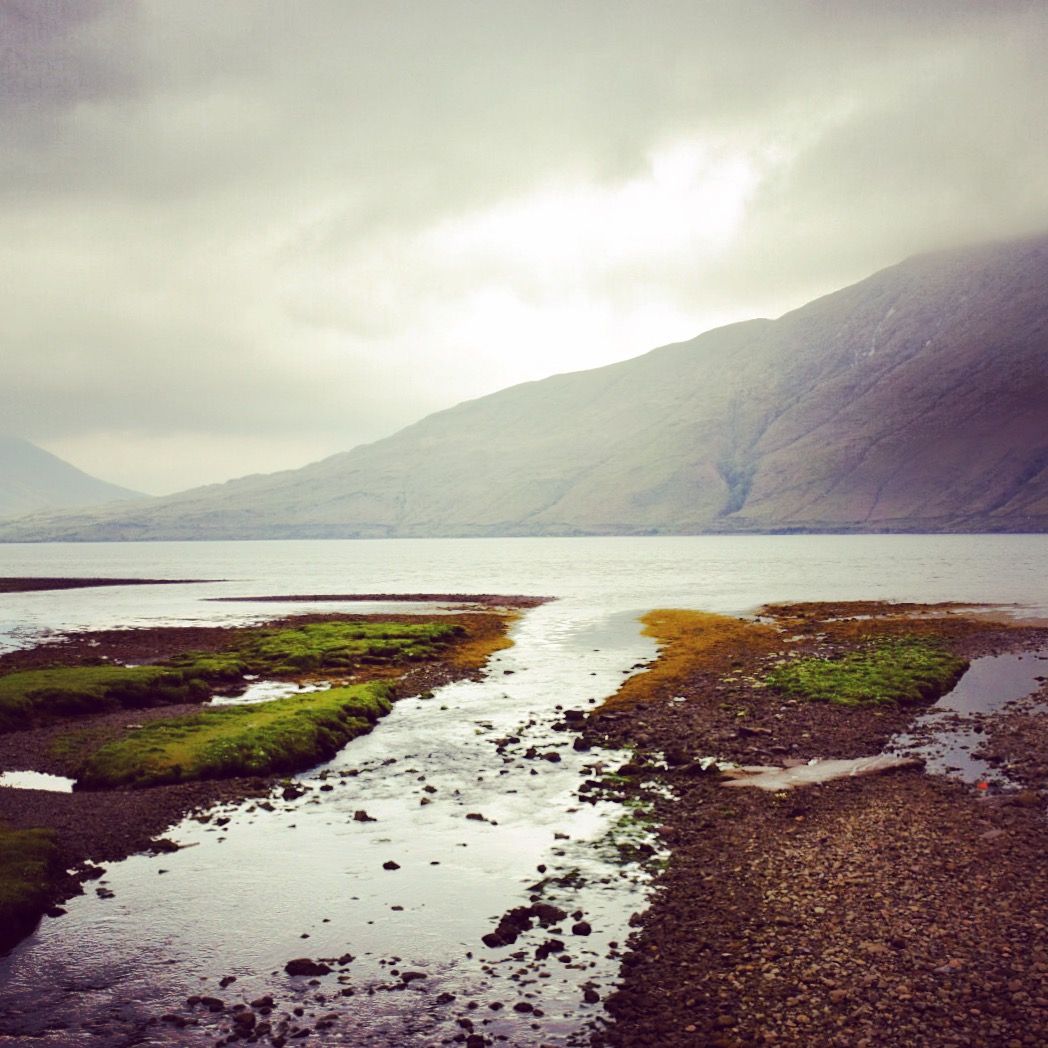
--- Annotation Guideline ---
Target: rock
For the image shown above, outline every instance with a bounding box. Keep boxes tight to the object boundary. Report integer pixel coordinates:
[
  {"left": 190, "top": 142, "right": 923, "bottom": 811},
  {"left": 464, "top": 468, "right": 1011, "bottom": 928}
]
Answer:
[
  {"left": 353, "top": 810, "right": 376, "bottom": 822},
  {"left": 232, "top": 1010, "right": 256, "bottom": 1031},
  {"left": 535, "top": 938, "right": 565, "bottom": 960},
  {"left": 483, "top": 903, "right": 567, "bottom": 948},
  {"left": 383, "top": 860, "right": 401, "bottom": 870},
  {"left": 572, "top": 921, "right": 592, "bottom": 936},
  {"left": 284, "top": 958, "right": 332, "bottom": 977}
]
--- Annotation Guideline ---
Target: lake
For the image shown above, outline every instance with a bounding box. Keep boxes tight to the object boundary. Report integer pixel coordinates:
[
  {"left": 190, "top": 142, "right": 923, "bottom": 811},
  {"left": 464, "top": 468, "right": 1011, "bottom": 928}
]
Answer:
[{"left": 2, "top": 535, "right": 1047, "bottom": 651}]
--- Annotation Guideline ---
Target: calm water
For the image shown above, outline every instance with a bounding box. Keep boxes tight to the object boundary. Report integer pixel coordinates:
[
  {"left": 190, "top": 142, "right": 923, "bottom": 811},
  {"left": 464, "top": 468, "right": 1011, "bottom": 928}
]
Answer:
[
  {"left": 0, "top": 536, "right": 1045, "bottom": 1046},
  {"left": 1, "top": 535, "right": 1047, "bottom": 651}
]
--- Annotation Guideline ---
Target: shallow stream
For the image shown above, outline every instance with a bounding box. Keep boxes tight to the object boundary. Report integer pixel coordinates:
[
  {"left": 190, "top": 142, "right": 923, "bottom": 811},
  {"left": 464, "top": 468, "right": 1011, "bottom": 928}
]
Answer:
[{"left": 0, "top": 603, "right": 662, "bottom": 1047}]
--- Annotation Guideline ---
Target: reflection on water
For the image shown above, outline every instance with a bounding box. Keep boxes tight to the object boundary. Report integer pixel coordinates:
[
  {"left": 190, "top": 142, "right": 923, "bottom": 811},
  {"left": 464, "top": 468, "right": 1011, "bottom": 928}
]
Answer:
[
  {"left": 209, "top": 679, "right": 328, "bottom": 706},
  {"left": 1, "top": 534, "right": 1047, "bottom": 655},
  {"left": 890, "top": 649, "right": 1048, "bottom": 785}
]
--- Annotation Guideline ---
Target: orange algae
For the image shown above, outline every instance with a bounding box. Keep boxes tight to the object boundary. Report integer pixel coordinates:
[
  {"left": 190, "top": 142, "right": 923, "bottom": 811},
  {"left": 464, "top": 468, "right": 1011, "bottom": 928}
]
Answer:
[
  {"left": 446, "top": 611, "right": 518, "bottom": 672},
  {"left": 600, "top": 609, "right": 778, "bottom": 711}
]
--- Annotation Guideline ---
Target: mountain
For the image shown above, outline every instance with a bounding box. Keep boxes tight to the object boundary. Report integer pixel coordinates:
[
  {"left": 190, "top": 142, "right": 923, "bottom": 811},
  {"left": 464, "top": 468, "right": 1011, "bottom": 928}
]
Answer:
[
  {"left": 3, "top": 233, "right": 1047, "bottom": 541},
  {"left": 0, "top": 436, "right": 144, "bottom": 521}
]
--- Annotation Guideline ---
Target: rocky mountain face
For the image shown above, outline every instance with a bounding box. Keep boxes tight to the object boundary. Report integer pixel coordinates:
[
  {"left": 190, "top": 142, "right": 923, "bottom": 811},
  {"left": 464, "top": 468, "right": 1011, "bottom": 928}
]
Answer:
[
  {"left": 0, "top": 436, "right": 143, "bottom": 521},
  {"left": 3, "top": 233, "right": 1046, "bottom": 540}
]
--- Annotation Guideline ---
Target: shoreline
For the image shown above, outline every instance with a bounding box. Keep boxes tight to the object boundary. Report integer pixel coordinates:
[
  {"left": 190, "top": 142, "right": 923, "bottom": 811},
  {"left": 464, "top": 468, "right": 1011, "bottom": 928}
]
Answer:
[
  {"left": 0, "top": 577, "right": 218, "bottom": 593},
  {"left": 584, "top": 601, "right": 1048, "bottom": 1047},
  {"left": 0, "top": 610, "right": 514, "bottom": 955}
]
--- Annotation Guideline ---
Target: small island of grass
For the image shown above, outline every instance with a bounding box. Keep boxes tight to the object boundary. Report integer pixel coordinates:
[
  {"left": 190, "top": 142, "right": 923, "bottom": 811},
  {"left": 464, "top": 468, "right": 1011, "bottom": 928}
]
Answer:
[
  {"left": 766, "top": 637, "right": 968, "bottom": 706},
  {"left": 77, "top": 681, "right": 394, "bottom": 788}
]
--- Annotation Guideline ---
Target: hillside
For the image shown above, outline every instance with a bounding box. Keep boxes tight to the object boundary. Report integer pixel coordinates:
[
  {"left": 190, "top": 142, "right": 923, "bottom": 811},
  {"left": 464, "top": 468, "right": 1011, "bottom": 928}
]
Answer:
[
  {"left": 2, "top": 233, "right": 1046, "bottom": 540},
  {"left": 0, "top": 437, "right": 144, "bottom": 521}
]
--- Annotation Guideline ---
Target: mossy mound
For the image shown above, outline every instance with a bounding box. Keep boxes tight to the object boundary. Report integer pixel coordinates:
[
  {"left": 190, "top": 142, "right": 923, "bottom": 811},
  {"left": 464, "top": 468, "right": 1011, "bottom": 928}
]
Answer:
[
  {"left": 0, "top": 824, "right": 62, "bottom": 952},
  {"left": 0, "top": 620, "right": 459, "bottom": 734},
  {"left": 171, "top": 619, "right": 460, "bottom": 678},
  {"left": 0, "top": 664, "right": 212, "bottom": 733},
  {"left": 76, "top": 681, "right": 394, "bottom": 788},
  {"left": 766, "top": 638, "right": 968, "bottom": 707}
]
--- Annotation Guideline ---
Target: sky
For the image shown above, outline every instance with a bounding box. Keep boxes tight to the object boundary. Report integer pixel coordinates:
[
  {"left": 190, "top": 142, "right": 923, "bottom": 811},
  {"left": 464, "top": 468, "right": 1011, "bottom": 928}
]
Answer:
[{"left": 2, "top": 0, "right": 1047, "bottom": 495}]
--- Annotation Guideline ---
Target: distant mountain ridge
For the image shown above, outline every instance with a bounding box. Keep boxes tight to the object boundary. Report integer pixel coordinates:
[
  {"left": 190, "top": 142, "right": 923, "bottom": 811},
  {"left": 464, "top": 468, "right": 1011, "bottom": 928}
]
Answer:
[
  {"left": 3, "top": 232, "right": 1047, "bottom": 540},
  {"left": 0, "top": 436, "right": 144, "bottom": 520}
]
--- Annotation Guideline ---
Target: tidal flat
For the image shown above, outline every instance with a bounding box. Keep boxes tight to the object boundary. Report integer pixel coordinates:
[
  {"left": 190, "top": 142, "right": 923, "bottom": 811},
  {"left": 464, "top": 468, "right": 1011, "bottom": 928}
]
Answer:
[
  {"left": 0, "top": 608, "right": 516, "bottom": 954},
  {"left": 0, "top": 580, "right": 1046, "bottom": 1047}
]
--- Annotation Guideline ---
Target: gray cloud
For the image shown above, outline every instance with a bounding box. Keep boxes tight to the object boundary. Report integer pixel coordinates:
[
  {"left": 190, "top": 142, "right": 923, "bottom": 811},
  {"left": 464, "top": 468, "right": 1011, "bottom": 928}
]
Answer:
[{"left": 1, "top": 0, "right": 1046, "bottom": 492}]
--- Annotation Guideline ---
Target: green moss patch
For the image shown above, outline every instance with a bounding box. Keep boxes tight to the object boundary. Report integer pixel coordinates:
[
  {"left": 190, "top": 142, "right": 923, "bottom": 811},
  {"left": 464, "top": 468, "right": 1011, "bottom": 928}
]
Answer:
[
  {"left": 766, "top": 638, "right": 968, "bottom": 707},
  {"left": 0, "top": 620, "right": 460, "bottom": 734},
  {"left": 76, "top": 681, "right": 394, "bottom": 788},
  {"left": 0, "top": 664, "right": 212, "bottom": 733},
  {"left": 0, "top": 825, "right": 62, "bottom": 951},
  {"left": 198, "top": 619, "right": 459, "bottom": 676}
]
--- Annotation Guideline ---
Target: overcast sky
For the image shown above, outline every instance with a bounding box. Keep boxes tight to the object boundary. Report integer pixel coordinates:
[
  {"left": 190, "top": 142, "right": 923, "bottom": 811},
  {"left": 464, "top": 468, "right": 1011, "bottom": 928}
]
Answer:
[{"left": 2, "top": 0, "right": 1047, "bottom": 494}]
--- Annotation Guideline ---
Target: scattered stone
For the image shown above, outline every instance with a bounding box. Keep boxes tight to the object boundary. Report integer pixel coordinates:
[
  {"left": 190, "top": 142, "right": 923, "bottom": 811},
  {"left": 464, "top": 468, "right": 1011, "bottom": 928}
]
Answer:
[{"left": 284, "top": 959, "right": 332, "bottom": 977}]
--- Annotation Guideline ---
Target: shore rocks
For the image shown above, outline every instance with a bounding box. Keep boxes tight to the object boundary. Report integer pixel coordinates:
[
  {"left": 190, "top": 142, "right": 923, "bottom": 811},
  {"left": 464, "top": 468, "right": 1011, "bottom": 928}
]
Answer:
[
  {"left": 483, "top": 902, "right": 568, "bottom": 948},
  {"left": 284, "top": 958, "right": 331, "bottom": 977}
]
